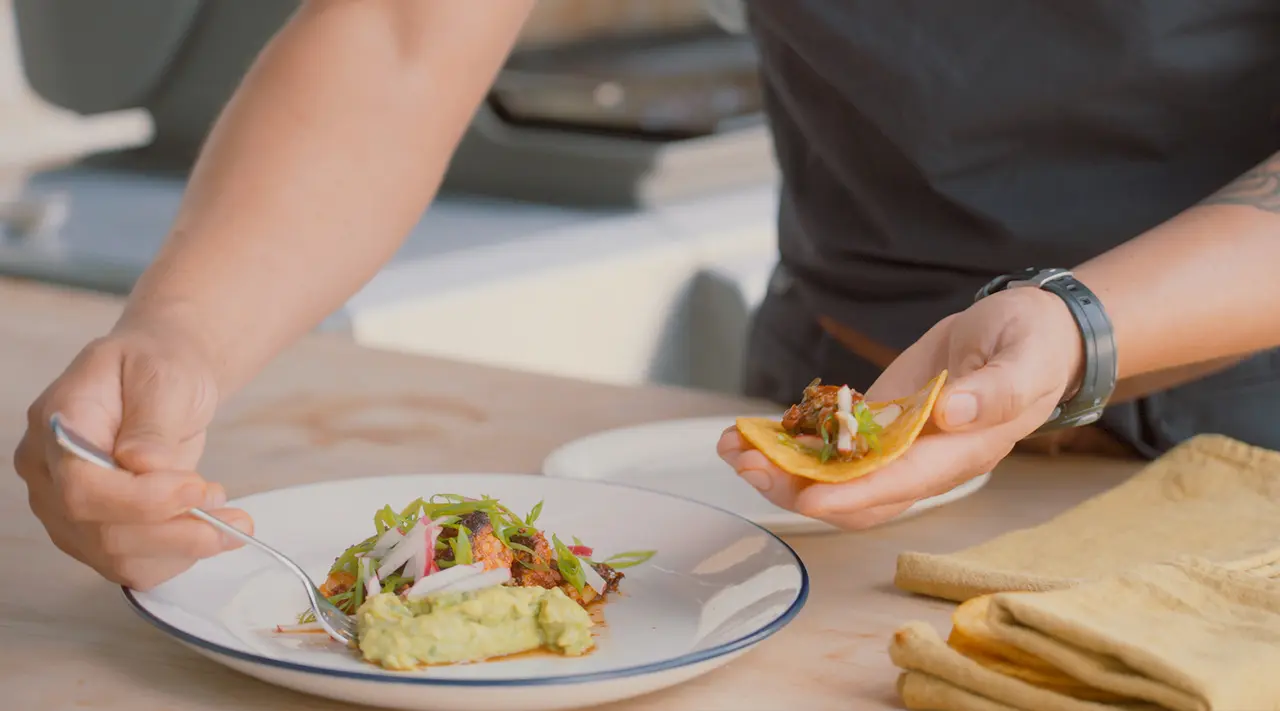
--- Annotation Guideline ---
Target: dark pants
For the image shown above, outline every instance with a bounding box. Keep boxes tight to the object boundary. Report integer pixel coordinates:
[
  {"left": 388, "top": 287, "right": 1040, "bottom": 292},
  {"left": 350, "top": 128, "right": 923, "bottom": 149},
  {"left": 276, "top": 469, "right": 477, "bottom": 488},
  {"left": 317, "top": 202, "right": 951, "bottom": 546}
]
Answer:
[{"left": 743, "top": 271, "right": 1280, "bottom": 459}]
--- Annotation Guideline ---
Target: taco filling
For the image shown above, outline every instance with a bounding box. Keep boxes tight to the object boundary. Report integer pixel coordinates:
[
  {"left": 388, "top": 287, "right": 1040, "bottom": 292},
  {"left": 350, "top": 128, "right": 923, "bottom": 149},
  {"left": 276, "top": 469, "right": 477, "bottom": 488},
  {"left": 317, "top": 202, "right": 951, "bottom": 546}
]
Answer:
[
  {"left": 779, "top": 379, "right": 896, "bottom": 462},
  {"left": 735, "top": 370, "right": 948, "bottom": 483},
  {"left": 275, "top": 495, "right": 655, "bottom": 669},
  {"left": 297, "top": 495, "right": 653, "bottom": 620}
]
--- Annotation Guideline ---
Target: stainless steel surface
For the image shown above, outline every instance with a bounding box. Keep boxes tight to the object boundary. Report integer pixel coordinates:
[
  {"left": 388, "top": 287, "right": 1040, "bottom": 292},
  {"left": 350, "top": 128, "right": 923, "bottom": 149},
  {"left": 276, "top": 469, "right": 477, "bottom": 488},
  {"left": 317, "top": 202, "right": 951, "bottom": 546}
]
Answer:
[
  {"left": 494, "top": 29, "right": 761, "bottom": 137},
  {"left": 47, "top": 412, "right": 357, "bottom": 644}
]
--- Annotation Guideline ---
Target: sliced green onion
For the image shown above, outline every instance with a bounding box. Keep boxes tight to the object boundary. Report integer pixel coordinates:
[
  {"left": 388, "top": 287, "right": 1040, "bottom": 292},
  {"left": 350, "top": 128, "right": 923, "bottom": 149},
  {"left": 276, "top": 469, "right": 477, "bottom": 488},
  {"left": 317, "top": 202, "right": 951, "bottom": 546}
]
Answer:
[
  {"left": 852, "top": 401, "right": 884, "bottom": 452},
  {"left": 525, "top": 501, "right": 544, "bottom": 526},
  {"left": 378, "top": 573, "right": 402, "bottom": 594},
  {"left": 421, "top": 497, "right": 504, "bottom": 521},
  {"left": 551, "top": 534, "right": 586, "bottom": 593},
  {"left": 450, "top": 525, "right": 474, "bottom": 566},
  {"left": 602, "top": 550, "right": 656, "bottom": 569},
  {"left": 495, "top": 523, "right": 534, "bottom": 554},
  {"left": 373, "top": 505, "right": 398, "bottom": 534},
  {"left": 351, "top": 560, "right": 367, "bottom": 611},
  {"left": 497, "top": 503, "right": 525, "bottom": 527},
  {"left": 819, "top": 413, "right": 838, "bottom": 462},
  {"left": 852, "top": 401, "right": 883, "bottom": 434},
  {"left": 328, "top": 533, "right": 377, "bottom": 576},
  {"left": 397, "top": 497, "right": 425, "bottom": 522},
  {"left": 864, "top": 431, "right": 882, "bottom": 453}
]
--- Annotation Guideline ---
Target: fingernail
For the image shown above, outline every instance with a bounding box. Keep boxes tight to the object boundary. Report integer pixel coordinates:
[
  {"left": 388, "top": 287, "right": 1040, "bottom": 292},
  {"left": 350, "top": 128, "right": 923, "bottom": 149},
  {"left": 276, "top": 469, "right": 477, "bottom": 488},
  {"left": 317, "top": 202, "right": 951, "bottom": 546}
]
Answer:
[
  {"left": 738, "top": 469, "right": 773, "bottom": 492},
  {"left": 203, "top": 488, "right": 227, "bottom": 509},
  {"left": 944, "top": 393, "right": 978, "bottom": 427}
]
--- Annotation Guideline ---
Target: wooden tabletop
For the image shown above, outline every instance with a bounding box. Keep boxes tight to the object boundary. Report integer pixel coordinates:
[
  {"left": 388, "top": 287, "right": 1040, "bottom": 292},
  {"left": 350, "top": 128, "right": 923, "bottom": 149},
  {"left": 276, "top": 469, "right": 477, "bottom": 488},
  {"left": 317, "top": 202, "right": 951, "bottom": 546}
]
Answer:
[{"left": 0, "top": 278, "right": 1144, "bottom": 711}]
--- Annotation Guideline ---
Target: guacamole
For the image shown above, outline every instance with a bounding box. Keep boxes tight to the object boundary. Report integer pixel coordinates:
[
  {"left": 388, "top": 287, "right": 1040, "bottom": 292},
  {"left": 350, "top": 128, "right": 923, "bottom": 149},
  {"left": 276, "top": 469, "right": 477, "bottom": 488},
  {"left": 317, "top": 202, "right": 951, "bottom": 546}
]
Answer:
[{"left": 355, "top": 585, "right": 595, "bottom": 670}]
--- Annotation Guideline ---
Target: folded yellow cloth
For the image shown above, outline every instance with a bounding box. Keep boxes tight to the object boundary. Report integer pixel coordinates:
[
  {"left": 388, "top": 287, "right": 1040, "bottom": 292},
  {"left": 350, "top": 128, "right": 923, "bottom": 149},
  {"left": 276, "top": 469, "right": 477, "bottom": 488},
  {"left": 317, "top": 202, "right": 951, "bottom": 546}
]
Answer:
[
  {"left": 895, "top": 434, "right": 1280, "bottom": 602},
  {"left": 888, "top": 557, "right": 1280, "bottom": 711}
]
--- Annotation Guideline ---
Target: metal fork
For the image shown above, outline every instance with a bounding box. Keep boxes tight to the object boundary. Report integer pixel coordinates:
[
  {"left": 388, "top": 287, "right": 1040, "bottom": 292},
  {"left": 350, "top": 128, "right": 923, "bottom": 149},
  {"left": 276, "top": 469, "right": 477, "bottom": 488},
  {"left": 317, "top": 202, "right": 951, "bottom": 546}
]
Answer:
[{"left": 49, "top": 412, "right": 358, "bottom": 644}]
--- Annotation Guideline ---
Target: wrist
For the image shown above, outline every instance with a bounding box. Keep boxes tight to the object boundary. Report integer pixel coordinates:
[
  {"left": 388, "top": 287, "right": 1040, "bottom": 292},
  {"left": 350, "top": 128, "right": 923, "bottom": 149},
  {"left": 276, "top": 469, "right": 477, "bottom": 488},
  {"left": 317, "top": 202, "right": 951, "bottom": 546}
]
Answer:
[
  {"left": 112, "top": 299, "right": 234, "bottom": 396},
  {"left": 976, "top": 267, "right": 1117, "bottom": 433},
  {"left": 1016, "top": 287, "right": 1088, "bottom": 402}
]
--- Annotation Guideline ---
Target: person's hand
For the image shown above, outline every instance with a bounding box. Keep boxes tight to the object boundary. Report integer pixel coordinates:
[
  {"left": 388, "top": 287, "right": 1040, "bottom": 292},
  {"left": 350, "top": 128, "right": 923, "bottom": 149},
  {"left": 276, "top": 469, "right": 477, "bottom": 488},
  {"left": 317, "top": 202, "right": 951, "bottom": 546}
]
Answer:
[
  {"left": 12, "top": 327, "right": 253, "bottom": 590},
  {"left": 718, "top": 288, "right": 1084, "bottom": 530}
]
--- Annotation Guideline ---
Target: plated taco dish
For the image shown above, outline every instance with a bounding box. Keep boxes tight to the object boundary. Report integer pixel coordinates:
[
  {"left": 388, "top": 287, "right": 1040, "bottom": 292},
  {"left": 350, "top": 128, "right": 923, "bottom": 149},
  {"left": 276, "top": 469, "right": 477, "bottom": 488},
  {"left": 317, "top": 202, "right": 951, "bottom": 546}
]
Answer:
[
  {"left": 276, "top": 494, "right": 655, "bottom": 671},
  {"left": 735, "top": 370, "right": 948, "bottom": 483}
]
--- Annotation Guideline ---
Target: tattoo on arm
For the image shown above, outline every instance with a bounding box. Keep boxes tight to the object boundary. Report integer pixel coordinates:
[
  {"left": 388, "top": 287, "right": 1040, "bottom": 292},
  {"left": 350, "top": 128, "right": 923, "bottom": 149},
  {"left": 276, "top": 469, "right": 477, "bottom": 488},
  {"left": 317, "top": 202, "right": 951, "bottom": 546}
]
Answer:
[{"left": 1200, "top": 152, "right": 1280, "bottom": 213}]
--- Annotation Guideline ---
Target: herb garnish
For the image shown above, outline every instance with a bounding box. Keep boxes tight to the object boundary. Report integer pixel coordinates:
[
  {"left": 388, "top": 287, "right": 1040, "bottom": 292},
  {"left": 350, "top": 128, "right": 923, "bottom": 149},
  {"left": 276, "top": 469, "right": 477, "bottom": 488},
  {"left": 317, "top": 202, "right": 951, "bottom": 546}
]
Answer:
[
  {"left": 449, "top": 525, "right": 474, "bottom": 566},
  {"left": 593, "top": 550, "right": 656, "bottom": 569},
  {"left": 551, "top": 534, "right": 586, "bottom": 593},
  {"left": 818, "top": 412, "right": 837, "bottom": 463},
  {"left": 852, "top": 401, "right": 884, "bottom": 452},
  {"left": 300, "top": 493, "right": 657, "bottom": 622}
]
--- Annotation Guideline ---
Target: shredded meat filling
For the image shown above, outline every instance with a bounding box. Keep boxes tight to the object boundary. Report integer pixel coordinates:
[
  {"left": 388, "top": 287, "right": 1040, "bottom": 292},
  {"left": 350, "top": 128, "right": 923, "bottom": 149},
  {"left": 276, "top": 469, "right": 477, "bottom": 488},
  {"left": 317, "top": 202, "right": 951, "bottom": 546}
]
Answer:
[
  {"left": 780, "top": 378, "right": 864, "bottom": 438},
  {"left": 510, "top": 530, "right": 561, "bottom": 590}
]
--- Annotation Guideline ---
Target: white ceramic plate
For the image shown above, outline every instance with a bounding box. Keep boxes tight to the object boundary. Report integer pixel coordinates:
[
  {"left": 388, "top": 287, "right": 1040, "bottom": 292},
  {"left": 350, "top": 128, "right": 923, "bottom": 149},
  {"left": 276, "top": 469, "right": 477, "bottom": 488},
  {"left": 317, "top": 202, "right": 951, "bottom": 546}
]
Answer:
[
  {"left": 124, "top": 473, "right": 808, "bottom": 711},
  {"left": 542, "top": 416, "right": 992, "bottom": 535}
]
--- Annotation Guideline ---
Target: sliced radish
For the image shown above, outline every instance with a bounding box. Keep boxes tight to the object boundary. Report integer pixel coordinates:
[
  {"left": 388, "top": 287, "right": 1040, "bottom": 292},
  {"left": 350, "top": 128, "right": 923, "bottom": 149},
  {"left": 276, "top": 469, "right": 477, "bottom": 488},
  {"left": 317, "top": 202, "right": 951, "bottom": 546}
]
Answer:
[
  {"left": 409, "top": 551, "right": 426, "bottom": 584},
  {"left": 360, "top": 558, "right": 381, "bottom": 598},
  {"left": 874, "top": 403, "right": 902, "bottom": 428},
  {"left": 836, "top": 385, "right": 854, "bottom": 453},
  {"left": 376, "top": 537, "right": 416, "bottom": 579},
  {"left": 408, "top": 520, "right": 441, "bottom": 582},
  {"left": 370, "top": 527, "right": 406, "bottom": 557},
  {"left": 583, "top": 563, "right": 607, "bottom": 595},
  {"left": 437, "top": 568, "right": 512, "bottom": 596},
  {"left": 378, "top": 518, "right": 427, "bottom": 578},
  {"left": 404, "top": 562, "right": 485, "bottom": 600},
  {"left": 274, "top": 621, "right": 325, "bottom": 634}
]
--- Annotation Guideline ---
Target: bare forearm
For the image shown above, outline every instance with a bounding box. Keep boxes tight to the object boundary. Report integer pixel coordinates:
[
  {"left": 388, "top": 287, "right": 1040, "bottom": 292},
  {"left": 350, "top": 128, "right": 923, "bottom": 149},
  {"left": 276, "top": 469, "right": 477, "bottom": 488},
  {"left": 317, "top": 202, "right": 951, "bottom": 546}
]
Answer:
[
  {"left": 117, "top": 0, "right": 533, "bottom": 395},
  {"left": 1074, "top": 151, "right": 1280, "bottom": 385}
]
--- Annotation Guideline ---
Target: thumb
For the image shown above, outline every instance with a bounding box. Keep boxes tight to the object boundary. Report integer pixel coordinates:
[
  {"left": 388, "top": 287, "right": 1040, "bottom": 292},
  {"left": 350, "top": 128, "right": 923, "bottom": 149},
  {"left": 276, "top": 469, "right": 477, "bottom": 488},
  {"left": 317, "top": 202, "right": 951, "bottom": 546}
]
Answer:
[
  {"left": 114, "top": 351, "right": 216, "bottom": 473},
  {"left": 935, "top": 338, "right": 1057, "bottom": 433}
]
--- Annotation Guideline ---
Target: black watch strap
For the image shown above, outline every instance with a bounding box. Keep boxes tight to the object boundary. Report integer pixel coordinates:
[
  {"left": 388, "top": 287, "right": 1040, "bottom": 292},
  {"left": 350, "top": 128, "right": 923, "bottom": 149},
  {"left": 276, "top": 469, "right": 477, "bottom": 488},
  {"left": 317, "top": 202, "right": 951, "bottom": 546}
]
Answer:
[{"left": 974, "top": 268, "right": 1118, "bottom": 434}]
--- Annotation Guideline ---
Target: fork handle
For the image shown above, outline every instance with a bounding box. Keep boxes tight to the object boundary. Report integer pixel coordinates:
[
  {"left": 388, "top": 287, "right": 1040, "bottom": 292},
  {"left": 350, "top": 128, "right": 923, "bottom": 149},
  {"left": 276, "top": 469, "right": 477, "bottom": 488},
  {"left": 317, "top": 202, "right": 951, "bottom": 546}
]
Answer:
[{"left": 186, "top": 507, "right": 258, "bottom": 547}]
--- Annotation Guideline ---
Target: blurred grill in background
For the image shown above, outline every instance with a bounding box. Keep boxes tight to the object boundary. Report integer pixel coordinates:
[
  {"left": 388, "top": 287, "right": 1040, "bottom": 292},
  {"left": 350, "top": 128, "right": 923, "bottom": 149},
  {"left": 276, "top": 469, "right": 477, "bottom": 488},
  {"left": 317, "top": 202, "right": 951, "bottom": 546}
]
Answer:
[{"left": 15, "top": 0, "right": 771, "bottom": 207}]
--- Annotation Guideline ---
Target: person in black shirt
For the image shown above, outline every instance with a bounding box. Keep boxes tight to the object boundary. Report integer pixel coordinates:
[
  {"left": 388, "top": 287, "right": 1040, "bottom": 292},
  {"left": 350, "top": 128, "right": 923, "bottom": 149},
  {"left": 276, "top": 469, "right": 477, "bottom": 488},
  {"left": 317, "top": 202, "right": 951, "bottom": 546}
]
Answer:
[
  {"left": 12, "top": 2, "right": 1280, "bottom": 590},
  {"left": 716, "top": 0, "right": 1280, "bottom": 530}
]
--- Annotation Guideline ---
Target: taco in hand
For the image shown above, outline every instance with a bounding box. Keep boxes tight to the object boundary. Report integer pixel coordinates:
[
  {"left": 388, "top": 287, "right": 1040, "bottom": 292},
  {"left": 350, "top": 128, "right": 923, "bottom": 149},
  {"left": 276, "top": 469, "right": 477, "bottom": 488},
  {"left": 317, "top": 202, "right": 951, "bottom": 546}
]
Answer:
[{"left": 734, "top": 370, "right": 948, "bottom": 483}]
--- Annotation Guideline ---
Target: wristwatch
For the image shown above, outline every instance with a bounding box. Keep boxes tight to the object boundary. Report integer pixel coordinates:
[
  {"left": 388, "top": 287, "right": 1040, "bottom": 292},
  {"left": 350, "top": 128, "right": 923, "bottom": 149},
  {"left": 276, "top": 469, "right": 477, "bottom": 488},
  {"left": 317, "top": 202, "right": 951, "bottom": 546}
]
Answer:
[{"left": 974, "top": 268, "right": 1118, "bottom": 434}]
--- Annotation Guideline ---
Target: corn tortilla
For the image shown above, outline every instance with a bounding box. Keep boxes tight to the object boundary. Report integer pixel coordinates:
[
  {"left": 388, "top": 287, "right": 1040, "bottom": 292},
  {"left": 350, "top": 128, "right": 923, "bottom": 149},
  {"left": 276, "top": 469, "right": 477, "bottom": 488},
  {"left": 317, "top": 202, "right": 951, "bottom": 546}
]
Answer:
[
  {"left": 734, "top": 370, "right": 947, "bottom": 483},
  {"left": 946, "top": 595, "right": 1129, "bottom": 703}
]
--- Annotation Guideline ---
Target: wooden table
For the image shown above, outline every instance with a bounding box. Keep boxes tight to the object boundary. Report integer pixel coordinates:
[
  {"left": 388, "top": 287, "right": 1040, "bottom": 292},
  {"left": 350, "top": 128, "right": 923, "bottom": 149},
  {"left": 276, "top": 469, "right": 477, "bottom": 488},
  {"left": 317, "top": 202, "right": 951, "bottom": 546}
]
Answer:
[{"left": 0, "top": 278, "right": 1143, "bottom": 711}]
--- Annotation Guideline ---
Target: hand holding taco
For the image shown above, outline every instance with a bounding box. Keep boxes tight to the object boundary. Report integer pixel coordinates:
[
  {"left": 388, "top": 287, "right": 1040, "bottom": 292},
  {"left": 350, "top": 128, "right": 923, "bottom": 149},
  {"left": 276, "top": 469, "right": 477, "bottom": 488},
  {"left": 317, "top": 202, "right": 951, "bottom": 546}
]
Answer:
[
  {"left": 734, "top": 371, "right": 948, "bottom": 483},
  {"left": 717, "top": 288, "right": 1084, "bottom": 531}
]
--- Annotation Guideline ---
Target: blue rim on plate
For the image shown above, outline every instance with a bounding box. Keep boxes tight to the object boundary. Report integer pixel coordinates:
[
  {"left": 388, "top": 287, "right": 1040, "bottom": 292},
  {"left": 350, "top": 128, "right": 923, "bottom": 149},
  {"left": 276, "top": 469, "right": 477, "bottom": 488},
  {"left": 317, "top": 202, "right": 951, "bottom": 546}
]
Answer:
[{"left": 121, "top": 473, "right": 811, "bottom": 687}]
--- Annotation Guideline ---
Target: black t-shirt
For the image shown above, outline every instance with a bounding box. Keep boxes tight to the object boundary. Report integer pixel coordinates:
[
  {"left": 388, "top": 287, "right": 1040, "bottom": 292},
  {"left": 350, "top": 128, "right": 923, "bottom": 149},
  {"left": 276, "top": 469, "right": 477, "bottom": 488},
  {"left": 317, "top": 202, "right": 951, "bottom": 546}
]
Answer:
[{"left": 744, "top": 0, "right": 1280, "bottom": 350}]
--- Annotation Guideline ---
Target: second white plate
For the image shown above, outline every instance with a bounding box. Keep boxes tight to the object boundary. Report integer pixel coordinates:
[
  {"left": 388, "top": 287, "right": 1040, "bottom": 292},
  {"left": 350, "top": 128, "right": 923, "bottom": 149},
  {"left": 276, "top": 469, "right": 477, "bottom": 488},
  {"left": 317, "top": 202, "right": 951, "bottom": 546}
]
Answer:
[{"left": 542, "top": 416, "right": 991, "bottom": 535}]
